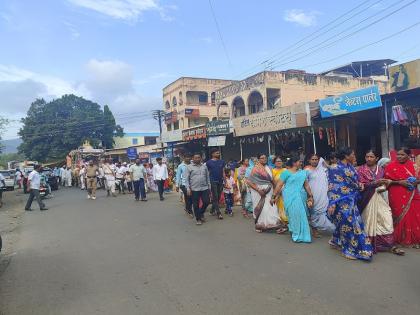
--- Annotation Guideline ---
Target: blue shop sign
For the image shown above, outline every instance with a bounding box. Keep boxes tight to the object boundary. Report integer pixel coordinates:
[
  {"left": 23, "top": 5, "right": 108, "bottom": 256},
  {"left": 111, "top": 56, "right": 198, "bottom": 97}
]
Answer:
[
  {"left": 126, "top": 147, "right": 138, "bottom": 160},
  {"left": 319, "top": 85, "right": 382, "bottom": 118}
]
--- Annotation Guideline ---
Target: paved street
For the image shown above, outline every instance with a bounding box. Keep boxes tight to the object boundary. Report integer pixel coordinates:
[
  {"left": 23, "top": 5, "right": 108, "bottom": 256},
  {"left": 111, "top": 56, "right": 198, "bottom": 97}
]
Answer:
[{"left": 0, "top": 188, "right": 419, "bottom": 315}]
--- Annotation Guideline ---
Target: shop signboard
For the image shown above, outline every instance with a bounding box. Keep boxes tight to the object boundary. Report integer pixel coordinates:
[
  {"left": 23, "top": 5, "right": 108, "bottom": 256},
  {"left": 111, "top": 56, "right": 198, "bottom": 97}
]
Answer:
[
  {"left": 389, "top": 59, "right": 420, "bottom": 93},
  {"left": 208, "top": 135, "right": 226, "bottom": 147},
  {"left": 232, "top": 103, "right": 309, "bottom": 137},
  {"left": 126, "top": 147, "right": 138, "bottom": 160},
  {"left": 138, "top": 152, "right": 150, "bottom": 164},
  {"left": 182, "top": 126, "right": 206, "bottom": 141},
  {"left": 206, "top": 119, "right": 230, "bottom": 136},
  {"left": 161, "top": 129, "right": 183, "bottom": 143},
  {"left": 319, "top": 85, "right": 382, "bottom": 118},
  {"left": 184, "top": 108, "right": 200, "bottom": 118},
  {"left": 164, "top": 111, "right": 178, "bottom": 123}
]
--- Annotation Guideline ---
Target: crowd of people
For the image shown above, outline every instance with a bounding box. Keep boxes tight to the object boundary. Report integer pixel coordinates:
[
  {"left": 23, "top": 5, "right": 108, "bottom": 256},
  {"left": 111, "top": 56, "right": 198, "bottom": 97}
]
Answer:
[{"left": 175, "top": 147, "right": 420, "bottom": 262}]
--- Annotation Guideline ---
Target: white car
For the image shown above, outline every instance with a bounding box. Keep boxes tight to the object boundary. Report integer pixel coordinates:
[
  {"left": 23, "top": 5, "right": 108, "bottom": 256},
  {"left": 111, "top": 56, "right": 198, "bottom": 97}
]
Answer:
[{"left": 0, "top": 170, "right": 15, "bottom": 191}]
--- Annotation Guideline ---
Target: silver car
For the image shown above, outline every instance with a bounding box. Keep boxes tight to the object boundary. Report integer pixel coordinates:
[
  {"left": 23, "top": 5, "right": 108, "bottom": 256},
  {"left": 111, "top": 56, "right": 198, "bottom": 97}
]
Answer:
[{"left": 0, "top": 170, "right": 15, "bottom": 191}]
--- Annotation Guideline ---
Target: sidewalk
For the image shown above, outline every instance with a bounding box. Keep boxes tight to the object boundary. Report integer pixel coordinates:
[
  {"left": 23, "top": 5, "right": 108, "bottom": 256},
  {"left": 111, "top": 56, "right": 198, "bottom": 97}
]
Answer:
[{"left": 0, "top": 189, "right": 25, "bottom": 275}]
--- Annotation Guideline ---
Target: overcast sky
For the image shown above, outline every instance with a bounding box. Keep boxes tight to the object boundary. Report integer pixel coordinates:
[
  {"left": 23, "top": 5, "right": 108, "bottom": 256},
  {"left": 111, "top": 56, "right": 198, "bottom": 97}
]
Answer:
[{"left": 1, "top": 0, "right": 419, "bottom": 139}]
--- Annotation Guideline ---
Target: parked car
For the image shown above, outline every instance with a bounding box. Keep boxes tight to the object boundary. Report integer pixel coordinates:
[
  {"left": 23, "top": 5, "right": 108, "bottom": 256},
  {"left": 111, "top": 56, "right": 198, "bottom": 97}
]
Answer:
[{"left": 0, "top": 170, "right": 15, "bottom": 191}]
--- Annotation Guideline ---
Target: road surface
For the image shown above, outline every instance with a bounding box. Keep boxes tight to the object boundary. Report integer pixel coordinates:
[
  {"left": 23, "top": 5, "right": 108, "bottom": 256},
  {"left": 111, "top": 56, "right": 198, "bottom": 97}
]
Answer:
[{"left": 1, "top": 188, "right": 419, "bottom": 314}]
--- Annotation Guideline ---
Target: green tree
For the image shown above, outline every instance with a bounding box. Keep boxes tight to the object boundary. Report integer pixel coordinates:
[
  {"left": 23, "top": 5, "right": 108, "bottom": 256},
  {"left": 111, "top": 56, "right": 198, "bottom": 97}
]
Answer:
[
  {"left": 0, "top": 116, "right": 10, "bottom": 154},
  {"left": 18, "top": 95, "right": 123, "bottom": 162}
]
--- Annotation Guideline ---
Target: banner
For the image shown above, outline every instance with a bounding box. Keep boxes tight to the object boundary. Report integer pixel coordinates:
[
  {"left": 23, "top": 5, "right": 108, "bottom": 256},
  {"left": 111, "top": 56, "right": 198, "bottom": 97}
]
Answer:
[
  {"left": 389, "top": 59, "right": 420, "bottom": 93},
  {"left": 138, "top": 152, "right": 150, "bottom": 164},
  {"left": 126, "top": 148, "right": 138, "bottom": 160},
  {"left": 319, "top": 85, "right": 382, "bottom": 118},
  {"left": 206, "top": 119, "right": 230, "bottom": 136},
  {"left": 208, "top": 135, "right": 226, "bottom": 146},
  {"left": 184, "top": 108, "right": 200, "bottom": 118},
  {"left": 164, "top": 111, "right": 178, "bottom": 123}
]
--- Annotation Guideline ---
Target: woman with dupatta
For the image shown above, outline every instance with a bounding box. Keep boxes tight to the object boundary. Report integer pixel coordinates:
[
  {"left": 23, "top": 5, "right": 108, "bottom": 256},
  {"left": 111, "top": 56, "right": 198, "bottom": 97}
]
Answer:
[
  {"left": 358, "top": 150, "right": 404, "bottom": 255},
  {"left": 385, "top": 148, "right": 420, "bottom": 248},
  {"left": 327, "top": 147, "right": 372, "bottom": 261},
  {"left": 271, "top": 156, "right": 288, "bottom": 225},
  {"left": 305, "top": 154, "right": 335, "bottom": 236},
  {"left": 246, "top": 154, "right": 284, "bottom": 233},
  {"left": 272, "top": 156, "right": 313, "bottom": 242}
]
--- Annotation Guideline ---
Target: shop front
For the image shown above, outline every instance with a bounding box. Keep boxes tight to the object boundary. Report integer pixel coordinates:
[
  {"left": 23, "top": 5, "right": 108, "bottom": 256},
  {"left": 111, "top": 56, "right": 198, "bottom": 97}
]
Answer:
[
  {"left": 382, "top": 59, "right": 420, "bottom": 159},
  {"left": 231, "top": 103, "right": 312, "bottom": 160},
  {"left": 316, "top": 85, "right": 384, "bottom": 163},
  {"left": 181, "top": 125, "right": 208, "bottom": 159}
]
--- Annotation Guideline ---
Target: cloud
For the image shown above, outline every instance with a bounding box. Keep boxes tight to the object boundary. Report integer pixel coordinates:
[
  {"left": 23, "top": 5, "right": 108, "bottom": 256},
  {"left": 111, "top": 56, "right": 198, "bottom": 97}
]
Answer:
[
  {"left": 63, "top": 21, "right": 80, "bottom": 40},
  {"left": 67, "top": 0, "right": 175, "bottom": 21},
  {"left": 283, "top": 9, "right": 320, "bottom": 27}
]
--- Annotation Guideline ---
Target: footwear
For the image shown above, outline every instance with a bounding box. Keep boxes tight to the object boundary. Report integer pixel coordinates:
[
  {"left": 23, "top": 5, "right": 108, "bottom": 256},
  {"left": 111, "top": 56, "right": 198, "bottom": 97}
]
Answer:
[
  {"left": 87, "top": 195, "right": 91, "bottom": 199},
  {"left": 25, "top": 208, "right": 32, "bottom": 211},
  {"left": 40, "top": 208, "right": 48, "bottom": 211},
  {"left": 141, "top": 199, "right": 148, "bottom": 202},
  {"left": 92, "top": 196, "right": 96, "bottom": 200},
  {"left": 218, "top": 214, "right": 224, "bottom": 220},
  {"left": 160, "top": 197, "right": 164, "bottom": 201},
  {"left": 196, "top": 220, "right": 202, "bottom": 225},
  {"left": 228, "top": 212, "right": 233, "bottom": 217}
]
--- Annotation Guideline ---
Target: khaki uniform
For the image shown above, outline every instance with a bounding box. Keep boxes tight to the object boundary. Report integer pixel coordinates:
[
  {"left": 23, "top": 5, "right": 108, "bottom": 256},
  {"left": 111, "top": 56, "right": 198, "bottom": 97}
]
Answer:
[{"left": 86, "top": 165, "right": 98, "bottom": 197}]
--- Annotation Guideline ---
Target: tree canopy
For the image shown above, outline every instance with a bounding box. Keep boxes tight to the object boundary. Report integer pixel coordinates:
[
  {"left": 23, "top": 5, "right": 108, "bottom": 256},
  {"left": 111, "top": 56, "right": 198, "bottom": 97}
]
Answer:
[{"left": 18, "top": 95, "right": 123, "bottom": 162}]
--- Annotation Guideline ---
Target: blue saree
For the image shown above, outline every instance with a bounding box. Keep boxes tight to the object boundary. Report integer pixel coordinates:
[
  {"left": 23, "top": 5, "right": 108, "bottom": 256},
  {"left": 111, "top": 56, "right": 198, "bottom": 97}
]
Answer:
[
  {"left": 281, "top": 169, "right": 311, "bottom": 243},
  {"left": 328, "top": 162, "right": 373, "bottom": 261}
]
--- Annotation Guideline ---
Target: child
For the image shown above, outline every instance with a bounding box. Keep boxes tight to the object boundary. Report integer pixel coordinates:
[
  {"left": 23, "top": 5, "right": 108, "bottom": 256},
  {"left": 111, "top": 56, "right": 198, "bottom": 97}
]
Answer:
[{"left": 223, "top": 168, "right": 235, "bottom": 216}]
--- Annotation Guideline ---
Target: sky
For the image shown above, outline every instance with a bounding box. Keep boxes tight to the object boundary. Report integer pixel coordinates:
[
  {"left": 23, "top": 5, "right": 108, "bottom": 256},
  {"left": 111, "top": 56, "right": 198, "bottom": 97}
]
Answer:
[{"left": 1, "top": 0, "right": 419, "bottom": 140}]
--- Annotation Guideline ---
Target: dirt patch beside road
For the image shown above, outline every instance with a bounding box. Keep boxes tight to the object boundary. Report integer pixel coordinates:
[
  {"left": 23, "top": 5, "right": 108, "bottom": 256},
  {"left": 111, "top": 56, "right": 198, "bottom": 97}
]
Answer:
[{"left": 0, "top": 190, "right": 26, "bottom": 276}]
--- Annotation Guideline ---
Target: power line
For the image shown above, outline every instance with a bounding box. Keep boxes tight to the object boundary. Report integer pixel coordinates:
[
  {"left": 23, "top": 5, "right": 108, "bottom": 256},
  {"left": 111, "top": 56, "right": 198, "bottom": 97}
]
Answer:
[
  {"left": 208, "top": 0, "right": 234, "bottom": 73},
  {"left": 269, "top": 0, "right": 417, "bottom": 70},
  {"left": 302, "top": 21, "right": 420, "bottom": 70},
  {"left": 233, "top": 0, "right": 381, "bottom": 79}
]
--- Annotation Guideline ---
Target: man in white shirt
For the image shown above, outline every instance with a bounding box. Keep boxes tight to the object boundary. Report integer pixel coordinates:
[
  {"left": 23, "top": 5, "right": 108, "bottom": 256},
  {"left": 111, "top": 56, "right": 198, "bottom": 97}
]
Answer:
[
  {"left": 25, "top": 165, "right": 47, "bottom": 211},
  {"left": 129, "top": 159, "right": 147, "bottom": 201},
  {"left": 152, "top": 157, "right": 168, "bottom": 201},
  {"left": 115, "top": 162, "right": 128, "bottom": 194}
]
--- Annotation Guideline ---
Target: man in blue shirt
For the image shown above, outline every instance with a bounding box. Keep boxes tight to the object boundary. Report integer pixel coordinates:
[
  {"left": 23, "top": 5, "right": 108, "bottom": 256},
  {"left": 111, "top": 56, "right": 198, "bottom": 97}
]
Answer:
[
  {"left": 205, "top": 149, "right": 226, "bottom": 219},
  {"left": 176, "top": 154, "right": 192, "bottom": 217}
]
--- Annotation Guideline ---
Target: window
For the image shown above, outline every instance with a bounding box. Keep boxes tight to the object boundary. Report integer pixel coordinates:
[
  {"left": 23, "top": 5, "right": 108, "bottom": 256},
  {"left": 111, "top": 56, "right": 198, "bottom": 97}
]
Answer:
[
  {"left": 132, "top": 138, "right": 138, "bottom": 145},
  {"left": 166, "top": 124, "right": 172, "bottom": 131},
  {"left": 144, "top": 137, "right": 157, "bottom": 145},
  {"left": 173, "top": 121, "right": 179, "bottom": 130},
  {"left": 172, "top": 96, "right": 177, "bottom": 107},
  {"left": 198, "top": 93, "right": 208, "bottom": 104},
  {"left": 211, "top": 92, "right": 216, "bottom": 105}
]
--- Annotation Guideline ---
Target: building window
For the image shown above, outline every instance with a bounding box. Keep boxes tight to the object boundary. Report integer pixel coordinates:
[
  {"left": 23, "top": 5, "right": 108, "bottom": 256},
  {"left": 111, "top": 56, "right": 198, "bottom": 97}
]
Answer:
[
  {"left": 132, "top": 138, "right": 138, "bottom": 145},
  {"left": 144, "top": 137, "right": 157, "bottom": 145},
  {"left": 179, "top": 91, "right": 183, "bottom": 105},
  {"left": 166, "top": 124, "right": 172, "bottom": 131},
  {"left": 165, "top": 101, "right": 170, "bottom": 109},
  {"left": 211, "top": 92, "right": 216, "bottom": 105},
  {"left": 198, "top": 93, "right": 208, "bottom": 104},
  {"left": 172, "top": 96, "right": 177, "bottom": 107},
  {"left": 173, "top": 121, "right": 179, "bottom": 130}
]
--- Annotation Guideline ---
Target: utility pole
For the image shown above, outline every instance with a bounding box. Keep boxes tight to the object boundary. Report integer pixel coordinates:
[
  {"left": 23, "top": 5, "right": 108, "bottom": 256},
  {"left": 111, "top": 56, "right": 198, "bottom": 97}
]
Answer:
[{"left": 152, "top": 110, "right": 165, "bottom": 157}]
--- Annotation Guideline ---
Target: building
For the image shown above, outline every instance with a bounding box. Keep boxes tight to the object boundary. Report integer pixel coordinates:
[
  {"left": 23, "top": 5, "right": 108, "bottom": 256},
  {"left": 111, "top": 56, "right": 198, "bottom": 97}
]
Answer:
[
  {"left": 113, "top": 132, "right": 159, "bottom": 149},
  {"left": 162, "top": 77, "right": 234, "bottom": 134}
]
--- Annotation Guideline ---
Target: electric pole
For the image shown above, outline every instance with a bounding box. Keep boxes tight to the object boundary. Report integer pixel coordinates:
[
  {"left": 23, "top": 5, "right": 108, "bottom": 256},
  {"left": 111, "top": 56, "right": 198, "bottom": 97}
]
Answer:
[{"left": 152, "top": 110, "right": 165, "bottom": 157}]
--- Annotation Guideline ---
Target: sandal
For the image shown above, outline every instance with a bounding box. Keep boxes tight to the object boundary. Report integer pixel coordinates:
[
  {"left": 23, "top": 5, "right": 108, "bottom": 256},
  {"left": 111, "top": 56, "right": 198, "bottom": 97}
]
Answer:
[
  {"left": 218, "top": 214, "right": 224, "bottom": 220},
  {"left": 276, "top": 227, "right": 288, "bottom": 234},
  {"left": 390, "top": 246, "right": 405, "bottom": 256},
  {"left": 255, "top": 229, "right": 263, "bottom": 233}
]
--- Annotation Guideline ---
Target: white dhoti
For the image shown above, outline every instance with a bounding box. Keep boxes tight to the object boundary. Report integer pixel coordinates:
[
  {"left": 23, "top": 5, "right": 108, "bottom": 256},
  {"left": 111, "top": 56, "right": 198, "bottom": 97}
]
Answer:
[
  {"left": 105, "top": 175, "right": 115, "bottom": 193},
  {"left": 80, "top": 176, "right": 85, "bottom": 189}
]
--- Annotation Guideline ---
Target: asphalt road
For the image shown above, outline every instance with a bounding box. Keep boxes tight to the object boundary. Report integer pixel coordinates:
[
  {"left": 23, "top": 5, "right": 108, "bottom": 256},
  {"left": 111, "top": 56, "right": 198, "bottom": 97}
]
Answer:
[{"left": 0, "top": 187, "right": 419, "bottom": 315}]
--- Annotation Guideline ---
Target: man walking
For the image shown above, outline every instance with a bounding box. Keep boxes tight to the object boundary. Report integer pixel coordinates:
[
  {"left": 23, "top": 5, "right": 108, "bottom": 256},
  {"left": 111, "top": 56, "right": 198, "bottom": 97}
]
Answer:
[
  {"left": 185, "top": 153, "right": 211, "bottom": 225},
  {"left": 25, "top": 164, "right": 48, "bottom": 211},
  {"left": 206, "top": 149, "right": 225, "bottom": 220},
  {"left": 176, "top": 154, "right": 193, "bottom": 217},
  {"left": 153, "top": 157, "right": 168, "bottom": 201},
  {"left": 86, "top": 160, "right": 98, "bottom": 200},
  {"left": 103, "top": 159, "right": 116, "bottom": 197},
  {"left": 116, "top": 162, "right": 127, "bottom": 194},
  {"left": 129, "top": 159, "right": 147, "bottom": 201}
]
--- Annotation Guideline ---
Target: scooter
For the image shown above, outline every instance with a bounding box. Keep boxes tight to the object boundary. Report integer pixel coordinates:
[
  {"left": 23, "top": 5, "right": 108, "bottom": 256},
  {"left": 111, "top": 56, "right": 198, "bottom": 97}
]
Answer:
[{"left": 39, "top": 184, "right": 50, "bottom": 199}]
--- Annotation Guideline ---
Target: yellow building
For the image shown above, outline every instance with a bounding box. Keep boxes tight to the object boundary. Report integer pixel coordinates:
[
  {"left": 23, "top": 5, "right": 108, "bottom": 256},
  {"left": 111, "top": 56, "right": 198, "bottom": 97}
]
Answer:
[{"left": 113, "top": 132, "right": 159, "bottom": 149}]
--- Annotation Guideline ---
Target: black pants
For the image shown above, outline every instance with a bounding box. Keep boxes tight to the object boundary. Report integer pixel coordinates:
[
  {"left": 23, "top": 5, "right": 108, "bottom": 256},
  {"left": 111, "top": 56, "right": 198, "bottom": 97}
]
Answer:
[
  {"left": 127, "top": 181, "right": 133, "bottom": 192},
  {"left": 180, "top": 185, "right": 193, "bottom": 214},
  {"left": 133, "top": 179, "right": 146, "bottom": 200},
  {"left": 210, "top": 182, "right": 223, "bottom": 214},
  {"left": 192, "top": 189, "right": 210, "bottom": 221},
  {"left": 25, "top": 189, "right": 45, "bottom": 210},
  {"left": 156, "top": 180, "right": 165, "bottom": 199}
]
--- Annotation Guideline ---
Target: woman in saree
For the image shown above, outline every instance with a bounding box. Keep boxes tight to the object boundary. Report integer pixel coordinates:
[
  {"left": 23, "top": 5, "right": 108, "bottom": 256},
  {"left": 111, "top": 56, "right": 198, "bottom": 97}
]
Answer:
[
  {"left": 327, "top": 147, "right": 373, "bottom": 261},
  {"left": 271, "top": 156, "right": 288, "bottom": 225},
  {"left": 272, "top": 156, "right": 312, "bottom": 243},
  {"left": 305, "top": 154, "right": 335, "bottom": 236},
  {"left": 246, "top": 154, "right": 284, "bottom": 233},
  {"left": 384, "top": 148, "right": 420, "bottom": 248},
  {"left": 357, "top": 150, "right": 404, "bottom": 255}
]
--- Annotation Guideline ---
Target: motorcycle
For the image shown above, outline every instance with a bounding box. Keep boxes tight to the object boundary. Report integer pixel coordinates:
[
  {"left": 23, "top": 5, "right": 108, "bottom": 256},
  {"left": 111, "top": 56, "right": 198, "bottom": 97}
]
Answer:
[{"left": 39, "top": 183, "right": 50, "bottom": 199}]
